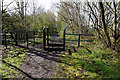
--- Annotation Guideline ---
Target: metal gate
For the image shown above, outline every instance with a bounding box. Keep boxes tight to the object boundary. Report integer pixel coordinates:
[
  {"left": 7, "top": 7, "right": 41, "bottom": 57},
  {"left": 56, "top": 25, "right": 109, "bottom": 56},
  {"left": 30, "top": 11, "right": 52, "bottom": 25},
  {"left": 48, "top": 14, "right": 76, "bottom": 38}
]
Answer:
[{"left": 43, "top": 27, "right": 65, "bottom": 51}]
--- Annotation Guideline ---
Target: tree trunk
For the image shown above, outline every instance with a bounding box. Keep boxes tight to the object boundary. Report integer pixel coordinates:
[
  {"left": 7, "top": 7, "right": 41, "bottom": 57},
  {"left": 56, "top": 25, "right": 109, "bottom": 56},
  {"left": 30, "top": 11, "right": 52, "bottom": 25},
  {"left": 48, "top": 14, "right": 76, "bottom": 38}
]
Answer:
[
  {"left": 99, "top": 2, "right": 111, "bottom": 48},
  {"left": 113, "top": 2, "right": 117, "bottom": 49}
]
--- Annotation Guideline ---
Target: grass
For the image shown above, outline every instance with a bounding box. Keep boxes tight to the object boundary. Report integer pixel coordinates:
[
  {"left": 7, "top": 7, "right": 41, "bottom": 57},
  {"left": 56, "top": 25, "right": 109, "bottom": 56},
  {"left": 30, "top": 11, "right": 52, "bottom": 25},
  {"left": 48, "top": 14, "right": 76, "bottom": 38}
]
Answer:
[
  {"left": 55, "top": 40, "right": 120, "bottom": 78},
  {"left": 1, "top": 46, "right": 28, "bottom": 78},
  {"left": 1, "top": 36, "right": 42, "bottom": 78}
]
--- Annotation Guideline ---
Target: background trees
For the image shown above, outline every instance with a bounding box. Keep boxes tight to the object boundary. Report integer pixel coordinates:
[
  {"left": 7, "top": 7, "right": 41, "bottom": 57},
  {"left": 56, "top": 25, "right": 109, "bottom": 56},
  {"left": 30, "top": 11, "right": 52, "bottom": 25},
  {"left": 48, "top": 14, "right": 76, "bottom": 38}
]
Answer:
[
  {"left": 56, "top": 1, "right": 120, "bottom": 49},
  {"left": 56, "top": 1, "right": 89, "bottom": 34},
  {"left": 84, "top": 2, "right": 120, "bottom": 49},
  {"left": 1, "top": 0, "right": 120, "bottom": 50},
  {"left": 2, "top": 0, "right": 57, "bottom": 33}
]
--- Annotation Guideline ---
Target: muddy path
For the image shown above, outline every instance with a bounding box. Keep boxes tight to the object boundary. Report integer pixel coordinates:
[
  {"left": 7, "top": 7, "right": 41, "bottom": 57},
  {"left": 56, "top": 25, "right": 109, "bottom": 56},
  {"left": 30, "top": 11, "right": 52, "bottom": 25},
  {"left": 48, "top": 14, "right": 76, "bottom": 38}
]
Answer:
[{"left": 19, "top": 33, "right": 65, "bottom": 79}]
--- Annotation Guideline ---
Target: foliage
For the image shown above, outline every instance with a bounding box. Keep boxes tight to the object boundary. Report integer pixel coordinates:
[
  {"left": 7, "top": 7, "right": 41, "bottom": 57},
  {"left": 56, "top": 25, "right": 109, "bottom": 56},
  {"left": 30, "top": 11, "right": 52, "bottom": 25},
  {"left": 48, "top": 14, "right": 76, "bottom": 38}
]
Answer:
[
  {"left": 2, "top": 5, "right": 57, "bottom": 35},
  {"left": 56, "top": 40, "right": 120, "bottom": 78}
]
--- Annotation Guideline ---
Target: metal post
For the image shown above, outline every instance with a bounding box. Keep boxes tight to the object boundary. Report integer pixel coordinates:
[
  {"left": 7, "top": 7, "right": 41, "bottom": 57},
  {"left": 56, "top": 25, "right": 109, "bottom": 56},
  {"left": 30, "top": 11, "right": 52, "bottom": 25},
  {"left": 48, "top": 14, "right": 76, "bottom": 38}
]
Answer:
[
  {"left": 47, "top": 28, "right": 49, "bottom": 46},
  {"left": 68, "top": 49, "right": 72, "bottom": 55},
  {"left": 5, "top": 32, "right": 7, "bottom": 49},
  {"left": 78, "top": 34, "right": 80, "bottom": 47},
  {"left": 15, "top": 33, "right": 18, "bottom": 46},
  {"left": 26, "top": 32, "right": 28, "bottom": 49},
  {"left": 34, "top": 32, "right": 35, "bottom": 45},
  {"left": 43, "top": 28, "right": 46, "bottom": 50},
  {"left": 63, "top": 28, "right": 66, "bottom": 50}
]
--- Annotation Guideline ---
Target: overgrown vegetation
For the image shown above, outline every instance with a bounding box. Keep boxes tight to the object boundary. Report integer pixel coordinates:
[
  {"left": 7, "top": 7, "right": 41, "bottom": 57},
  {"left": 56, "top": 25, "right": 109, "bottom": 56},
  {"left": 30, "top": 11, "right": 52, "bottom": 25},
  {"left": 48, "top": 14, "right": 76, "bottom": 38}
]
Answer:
[
  {"left": 1, "top": 47, "right": 28, "bottom": 78},
  {"left": 54, "top": 41, "right": 120, "bottom": 78}
]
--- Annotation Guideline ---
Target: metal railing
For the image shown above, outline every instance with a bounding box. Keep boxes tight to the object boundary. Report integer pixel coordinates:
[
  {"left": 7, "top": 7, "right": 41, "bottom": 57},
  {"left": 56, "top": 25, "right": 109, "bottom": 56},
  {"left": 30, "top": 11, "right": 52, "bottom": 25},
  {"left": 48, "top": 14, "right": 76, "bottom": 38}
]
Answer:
[
  {"left": 64, "top": 28, "right": 94, "bottom": 47},
  {"left": 2, "top": 30, "right": 43, "bottom": 49}
]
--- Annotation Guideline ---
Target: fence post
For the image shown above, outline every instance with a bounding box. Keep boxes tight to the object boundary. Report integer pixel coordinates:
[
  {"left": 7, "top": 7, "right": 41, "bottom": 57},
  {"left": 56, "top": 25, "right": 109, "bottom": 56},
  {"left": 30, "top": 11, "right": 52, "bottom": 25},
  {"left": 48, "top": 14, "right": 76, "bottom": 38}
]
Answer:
[
  {"left": 68, "top": 49, "right": 72, "bottom": 55},
  {"left": 78, "top": 34, "right": 80, "bottom": 47},
  {"left": 34, "top": 32, "right": 35, "bottom": 45},
  {"left": 47, "top": 28, "right": 49, "bottom": 46},
  {"left": 26, "top": 32, "right": 29, "bottom": 49},
  {"left": 15, "top": 33, "right": 18, "bottom": 46},
  {"left": 43, "top": 28, "right": 46, "bottom": 50},
  {"left": 63, "top": 28, "right": 66, "bottom": 50},
  {"left": 5, "top": 32, "right": 7, "bottom": 49}
]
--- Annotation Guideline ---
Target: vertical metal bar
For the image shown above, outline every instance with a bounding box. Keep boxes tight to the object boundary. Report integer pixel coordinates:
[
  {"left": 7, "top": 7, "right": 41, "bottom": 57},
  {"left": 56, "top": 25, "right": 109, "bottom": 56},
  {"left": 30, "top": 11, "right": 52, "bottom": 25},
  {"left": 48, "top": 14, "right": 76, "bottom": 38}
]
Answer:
[
  {"left": 47, "top": 28, "right": 49, "bottom": 46},
  {"left": 78, "top": 34, "right": 80, "bottom": 47},
  {"left": 63, "top": 28, "right": 66, "bottom": 50},
  {"left": 34, "top": 32, "right": 35, "bottom": 45},
  {"left": 26, "top": 32, "right": 28, "bottom": 49},
  {"left": 68, "top": 49, "right": 72, "bottom": 55},
  {"left": 5, "top": 32, "right": 7, "bottom": 49},
  {"left": 15, "top": 33, "right": 18, "bottom": 46},
  {"left": 43, "top": 28, "right": 46, "bottom": 50},
  {"left": 11, "top": 32, "right": 13, "bottom": 39}
]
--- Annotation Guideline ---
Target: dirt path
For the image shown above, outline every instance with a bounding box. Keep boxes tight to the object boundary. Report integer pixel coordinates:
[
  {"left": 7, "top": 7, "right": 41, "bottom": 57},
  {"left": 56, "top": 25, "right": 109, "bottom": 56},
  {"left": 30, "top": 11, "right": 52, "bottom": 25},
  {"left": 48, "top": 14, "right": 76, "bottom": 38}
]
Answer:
[{"left": 20, "top": 33, "right": 64, "bottom": 79}]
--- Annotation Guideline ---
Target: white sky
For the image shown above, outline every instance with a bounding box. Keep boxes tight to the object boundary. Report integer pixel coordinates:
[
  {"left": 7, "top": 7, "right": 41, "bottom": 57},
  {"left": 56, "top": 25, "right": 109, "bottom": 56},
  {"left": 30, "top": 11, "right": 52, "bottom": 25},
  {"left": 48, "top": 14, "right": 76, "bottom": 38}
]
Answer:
[
  {"left": 3, "top": 0, "right": 60, "bottom": 11},
  {"left": 38, "top": 0, "right": 59, "bottom": 10}
]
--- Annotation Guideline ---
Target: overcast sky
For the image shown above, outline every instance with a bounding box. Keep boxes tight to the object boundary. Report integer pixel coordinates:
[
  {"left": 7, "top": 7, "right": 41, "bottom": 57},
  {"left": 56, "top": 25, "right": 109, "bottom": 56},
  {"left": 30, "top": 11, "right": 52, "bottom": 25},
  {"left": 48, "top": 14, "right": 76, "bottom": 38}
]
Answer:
[
  {"left": 3, "top": 0, "right": 60, "bottom": 11},
  {"left": 3, "top": 0, "right": 120, "bottom": 15}
]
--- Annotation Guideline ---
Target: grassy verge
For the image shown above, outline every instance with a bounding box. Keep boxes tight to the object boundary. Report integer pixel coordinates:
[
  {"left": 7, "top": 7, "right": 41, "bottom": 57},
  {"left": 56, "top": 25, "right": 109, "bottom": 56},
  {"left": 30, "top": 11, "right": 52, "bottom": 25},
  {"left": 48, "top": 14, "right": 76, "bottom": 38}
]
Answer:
[
  {"left": 54, "top": 40, "right": 120, "bottom": 78},
  {"left": 1, "top": 46, "right": 28, "bottom": 78}
]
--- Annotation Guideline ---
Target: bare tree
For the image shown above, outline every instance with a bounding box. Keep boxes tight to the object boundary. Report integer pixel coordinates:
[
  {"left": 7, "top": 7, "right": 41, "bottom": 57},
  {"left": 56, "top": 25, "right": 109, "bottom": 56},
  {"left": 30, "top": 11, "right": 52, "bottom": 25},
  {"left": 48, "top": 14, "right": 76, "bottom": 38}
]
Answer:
[
  {"left": 57, "top": 0, "right": 119, "bottom": 48},
  {"left": 85, "top": 1, "right": 120, "bottom": 48},
  {"left": 99, "top": 2, "right": 111, "bottom": 47},
  {"left": 56, "top": 1, "right": 88, "bottom": 33},
  {"left": 15, "top": 0, "right": 28, "bottom": 20}
]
